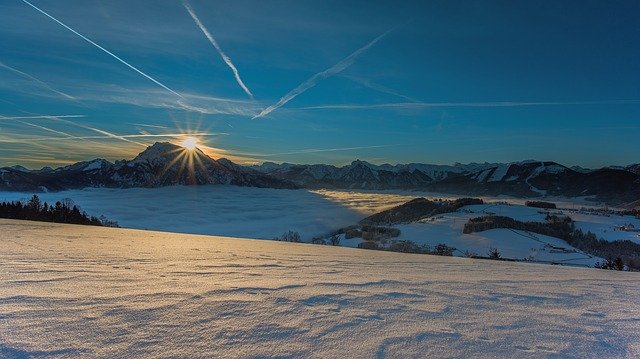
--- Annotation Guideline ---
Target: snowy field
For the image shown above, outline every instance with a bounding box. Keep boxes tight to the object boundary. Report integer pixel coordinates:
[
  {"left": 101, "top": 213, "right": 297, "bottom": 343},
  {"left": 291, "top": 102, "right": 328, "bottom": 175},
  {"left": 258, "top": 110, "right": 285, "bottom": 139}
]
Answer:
[
  {"left": 337, "top": 204, "right": 609, "bottom": 266},
  {"left": 1, "top": 219, "right": 639, "bottom": 358}
]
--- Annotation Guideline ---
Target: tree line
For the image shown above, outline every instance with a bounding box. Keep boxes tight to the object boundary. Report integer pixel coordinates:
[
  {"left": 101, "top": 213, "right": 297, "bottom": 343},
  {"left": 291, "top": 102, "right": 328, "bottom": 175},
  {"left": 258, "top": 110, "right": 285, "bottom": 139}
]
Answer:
[{"left": 0, "top": 195, "right": 118, "bottom": 227}]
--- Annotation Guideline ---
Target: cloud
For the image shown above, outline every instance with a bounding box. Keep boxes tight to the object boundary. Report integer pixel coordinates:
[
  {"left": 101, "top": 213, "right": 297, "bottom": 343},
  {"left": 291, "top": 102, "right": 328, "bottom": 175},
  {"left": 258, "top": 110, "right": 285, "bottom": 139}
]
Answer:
[
  {"left": 252, "top": 27, "right": 395, "bottom": 119},
  {"left": 182, "top": 0, "right": 253, "bottom": 99},
  {"left": 64, "top": 84, "right": 259, "bottom": 116},
  {"left": 0, "top": 61, "right": 75, "bottom": 100},
  {"left": 255, "top": 144, "right": 400, "bottom": 157},
  {"left": 20, "top": 0, "right": 183, "bottom": 98}
]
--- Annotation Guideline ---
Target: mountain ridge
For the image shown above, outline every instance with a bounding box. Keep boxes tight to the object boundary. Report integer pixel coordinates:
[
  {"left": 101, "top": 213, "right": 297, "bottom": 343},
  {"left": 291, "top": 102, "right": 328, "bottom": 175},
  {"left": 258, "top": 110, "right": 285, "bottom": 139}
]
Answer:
[
  {"left": 0, "top": 142, "right": 297, "bottom": 192},
  {"left": 1, "top": 144, "right": 638, "bottom": 206}
]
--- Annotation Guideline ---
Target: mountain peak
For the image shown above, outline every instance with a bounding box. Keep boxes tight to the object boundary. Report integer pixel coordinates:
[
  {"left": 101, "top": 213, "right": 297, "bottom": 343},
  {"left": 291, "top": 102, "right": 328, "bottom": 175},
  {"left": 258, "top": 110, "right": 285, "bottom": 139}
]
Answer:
[{"left": 131, "top": 142, "right": 184, "bottom": 164}]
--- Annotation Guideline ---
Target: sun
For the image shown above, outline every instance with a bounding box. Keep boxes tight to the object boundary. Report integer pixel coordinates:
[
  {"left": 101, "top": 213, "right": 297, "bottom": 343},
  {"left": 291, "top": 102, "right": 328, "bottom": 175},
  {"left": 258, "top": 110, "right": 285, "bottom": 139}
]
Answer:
[{"left": 181, "top": 136, "right": 198, "bottom": 150}]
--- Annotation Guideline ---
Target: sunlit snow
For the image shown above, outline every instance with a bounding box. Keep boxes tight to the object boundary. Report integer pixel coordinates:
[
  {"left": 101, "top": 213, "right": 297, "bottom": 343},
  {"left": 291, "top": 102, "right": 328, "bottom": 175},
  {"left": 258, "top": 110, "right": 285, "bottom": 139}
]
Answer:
[{"left": 1, "top": 220, "right": 638, "bottom": 357}]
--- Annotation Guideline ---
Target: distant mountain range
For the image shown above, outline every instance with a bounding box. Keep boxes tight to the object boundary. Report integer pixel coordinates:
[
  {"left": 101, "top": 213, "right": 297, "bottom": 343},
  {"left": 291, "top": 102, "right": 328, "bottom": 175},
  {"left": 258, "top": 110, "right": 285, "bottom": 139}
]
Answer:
[
  {"left": 251, "top": 160, "right": 640, "bottom": 205},
  {"left": 1, "top": 142, "right": 638, "bottom": 206},
  {"left": 0, "top": 142, "right": 296, "bottom": 192}
]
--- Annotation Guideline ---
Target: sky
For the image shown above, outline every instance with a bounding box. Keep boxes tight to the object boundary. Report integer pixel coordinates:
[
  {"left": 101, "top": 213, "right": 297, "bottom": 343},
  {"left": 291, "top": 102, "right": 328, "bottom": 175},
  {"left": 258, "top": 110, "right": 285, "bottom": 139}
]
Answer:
[{"left": 0, "top": 0, "right": 639, "bottom": 169}]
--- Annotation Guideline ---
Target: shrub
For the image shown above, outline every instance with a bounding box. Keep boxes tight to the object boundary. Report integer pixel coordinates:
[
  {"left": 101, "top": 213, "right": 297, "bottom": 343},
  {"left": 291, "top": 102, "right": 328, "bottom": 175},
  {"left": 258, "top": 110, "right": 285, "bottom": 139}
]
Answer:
[
  {"left": 280, "top": 230, "right": 301, "bottom": 242},
  {"left": 433, "top": 243, "right": 455, "bottom": 256},
  {"left": 525, "top": 201, "right": 557, "bottom": 209},
  {"left": 487, "top": 247, "right": 501, "bottom": 259},
  {"left": 360, "top": 226, "right": 401, "bottom": 241},
  {"left": 358, "top": 241, "right": 380, "bottom": 250},
  {"left": 344, "top": 228, "right": 362, "bottom": 239},
  {"left": 388, "top": 240, "right": 425, "bottom": 253},
  {"left": 328, "top": 235, "right": 341, "bottom": 246}
]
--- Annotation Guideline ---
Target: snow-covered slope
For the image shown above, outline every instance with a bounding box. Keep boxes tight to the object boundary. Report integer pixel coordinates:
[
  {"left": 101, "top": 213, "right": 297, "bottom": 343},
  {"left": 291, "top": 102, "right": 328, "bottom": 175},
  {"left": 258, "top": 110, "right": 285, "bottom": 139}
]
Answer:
[{"left": 1, "top": 219, "right": 638, "bottom": 358}]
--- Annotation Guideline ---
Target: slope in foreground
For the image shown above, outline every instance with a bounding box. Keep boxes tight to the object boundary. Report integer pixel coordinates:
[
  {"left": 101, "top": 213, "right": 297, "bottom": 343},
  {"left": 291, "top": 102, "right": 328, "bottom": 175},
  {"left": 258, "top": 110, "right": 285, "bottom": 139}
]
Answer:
[{"left": 0, "top": 219, "right": 639, "bottom": 358}]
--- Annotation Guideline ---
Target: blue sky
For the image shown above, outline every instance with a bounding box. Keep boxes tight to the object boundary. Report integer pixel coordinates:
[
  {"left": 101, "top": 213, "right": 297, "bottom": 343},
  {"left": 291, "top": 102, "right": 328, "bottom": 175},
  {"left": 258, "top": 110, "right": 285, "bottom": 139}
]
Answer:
[{"left": 0, "top": 0, "right": 638, "bottom": 168}]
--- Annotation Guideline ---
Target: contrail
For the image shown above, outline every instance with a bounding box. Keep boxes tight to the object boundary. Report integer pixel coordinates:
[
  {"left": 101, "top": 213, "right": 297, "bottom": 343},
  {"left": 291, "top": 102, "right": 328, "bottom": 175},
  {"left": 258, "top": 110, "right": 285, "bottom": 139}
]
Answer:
[
  {"left": 4, "top": 133, "right": 226, "bottom": 142},
  {"left": 16, "top": 120, "right": 76, "bottom": 138},
  {"left": 344, "top": 75, "right": 419, "bottom": 103},
  {"left": 182, "top": 0, "right": 253, "bottom": 99},
  {"left": 0, "top": 61, "right": 75, "bottom": 100},
  {"left": 44, "top": 116, "right": 148, "bottom": 147},
  {"left": 294, "top": 99, "right": 640, "bottom": 110},
  {"left": 0, "top": 114, "right": 86, "bottom": 120},
  {"left": 20, "top": 0, "right": 183, "bottom": 98},
  {"left": 257, "top": 144, "right": 400, "bottom": 157},
  {"left": 252, "top": 27, "right": 395, "bottom": 119},
  {"left": 130, "top": 123, "right": 169, "bottom": 129}
]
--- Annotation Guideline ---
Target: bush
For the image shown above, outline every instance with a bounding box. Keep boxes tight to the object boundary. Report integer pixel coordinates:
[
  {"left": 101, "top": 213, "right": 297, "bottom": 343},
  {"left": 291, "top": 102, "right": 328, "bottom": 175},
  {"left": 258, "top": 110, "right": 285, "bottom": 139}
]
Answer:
[
  {"left": 525, "top": 201, "right": 557, "bottom": 209},
  {"left": 344, "top": 228, "right": 362, "bottom": 239},
  {"left": 328, "top": 235, "right": 341, "bottom": 246},
  {"left": 310, "top": 237, "right": 326, "bottom": 245},
  {"left": 388, "top": 240, "right": 425, "bottom": 253},
  {"left": 595, "top": 257, "right": 626, "bottom": 271},
  {"left": 463, "top": 250, "right": 479, "bottom": 258},
  {"left": 280, "top": 230, "right": 301, "bottom": 242},
  {"left": 434, "top": 243, "right": 455, "bottom": 256},
  {"left": 358, "top": 241, "right": 380, "bottom": 250},
  {"left": 360, "top": 226, "right": 401, "bottom": 241}
]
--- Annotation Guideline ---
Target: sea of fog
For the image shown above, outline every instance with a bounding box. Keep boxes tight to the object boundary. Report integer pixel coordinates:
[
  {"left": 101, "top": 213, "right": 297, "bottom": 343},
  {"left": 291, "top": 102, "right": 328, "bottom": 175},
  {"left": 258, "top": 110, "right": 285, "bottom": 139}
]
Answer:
[
  {"left": 0, "top": 186, "right": 416, "bottom": 240},
  {"left": 0, "top": 186, "right": 610, "bottom": 241}
]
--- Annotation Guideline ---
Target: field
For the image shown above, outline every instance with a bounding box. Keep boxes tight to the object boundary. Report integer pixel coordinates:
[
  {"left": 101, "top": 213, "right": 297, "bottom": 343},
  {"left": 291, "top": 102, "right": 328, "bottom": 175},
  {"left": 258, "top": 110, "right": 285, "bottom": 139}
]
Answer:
[{"left": 1, "top": 219, "right": 639, "bottom": 358}]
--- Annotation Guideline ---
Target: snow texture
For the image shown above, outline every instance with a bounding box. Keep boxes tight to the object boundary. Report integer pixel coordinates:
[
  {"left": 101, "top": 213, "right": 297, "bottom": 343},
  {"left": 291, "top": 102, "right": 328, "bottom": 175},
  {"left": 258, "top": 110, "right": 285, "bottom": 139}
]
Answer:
[
  {"left": 487, "top": 164, "right": 511, "bottom": 182},
  {"left": 1, "top": 219, "right": 639, "bottom": 358}
]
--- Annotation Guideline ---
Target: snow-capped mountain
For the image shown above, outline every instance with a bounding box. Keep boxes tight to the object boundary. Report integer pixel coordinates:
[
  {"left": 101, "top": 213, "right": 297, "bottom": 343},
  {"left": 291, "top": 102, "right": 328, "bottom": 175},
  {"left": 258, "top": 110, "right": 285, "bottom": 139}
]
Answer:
[
  {"left": 2, "top": 148, "right": 638, "bottom": 204},
  {"left": 0, "top": 142, "right": 297, "bottom": 192},
  {"left": 252, "top": 160, "right": 640, "bottom": 204}
]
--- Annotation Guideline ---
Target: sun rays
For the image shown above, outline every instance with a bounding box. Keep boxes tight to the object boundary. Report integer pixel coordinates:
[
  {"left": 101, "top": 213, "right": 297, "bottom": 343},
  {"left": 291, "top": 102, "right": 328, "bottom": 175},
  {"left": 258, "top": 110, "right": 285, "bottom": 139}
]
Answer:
[
  {"left": 157, "top": 135, "right": 214, "bottom": 185},
  {"left": 181, "top": 136, "right": 198, "bottom": 150}
]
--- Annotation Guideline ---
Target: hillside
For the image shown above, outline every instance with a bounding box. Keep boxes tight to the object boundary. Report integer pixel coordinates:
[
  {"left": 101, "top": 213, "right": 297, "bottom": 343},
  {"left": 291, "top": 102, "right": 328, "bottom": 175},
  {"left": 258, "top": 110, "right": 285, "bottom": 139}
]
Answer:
[{"left": 1, "top": 219, "right": 639, "bottom": 358}]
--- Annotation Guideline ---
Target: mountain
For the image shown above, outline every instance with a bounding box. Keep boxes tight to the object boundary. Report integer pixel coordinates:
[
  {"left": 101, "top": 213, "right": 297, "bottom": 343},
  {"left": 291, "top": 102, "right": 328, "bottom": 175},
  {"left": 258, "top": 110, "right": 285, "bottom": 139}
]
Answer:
[
  {"left": 0, "top": 142, "right": 297, "bottom": 192},
  {"left": 625, "top": 163, "right": 640, "bottom": 175},
  {"left": 252, "top": 160, "right": 640, "bottom": 205},
  {"left": 2, "top": 147, "right": 638, "bottom": 205}
]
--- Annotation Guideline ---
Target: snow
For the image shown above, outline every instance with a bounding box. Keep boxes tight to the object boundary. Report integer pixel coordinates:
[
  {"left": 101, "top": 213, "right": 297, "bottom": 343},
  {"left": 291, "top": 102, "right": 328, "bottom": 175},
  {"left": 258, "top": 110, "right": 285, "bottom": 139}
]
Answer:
[
  {"left": 0, "top": 187, "right": 632, "bottom": 261},
  {"left": 82, "top": 160, "right": 104, "bottom": 171},
  {"left": 340, "top": 204, "right": 602, "bottom": 266},
  {"left": 568, "top": 210, "right": 640, "bottom": 244},
  {"left": 487, "top": 164, "right": 511, "bottom": 182},
  {"left": 1, "top": 219, "right": 638, "bottom": 358},
  {"left": 475, "top": 168, "right": 492, "bottom": 182},
  {"left": 525, "top": 163, "right": 548, "bottom": 196}
]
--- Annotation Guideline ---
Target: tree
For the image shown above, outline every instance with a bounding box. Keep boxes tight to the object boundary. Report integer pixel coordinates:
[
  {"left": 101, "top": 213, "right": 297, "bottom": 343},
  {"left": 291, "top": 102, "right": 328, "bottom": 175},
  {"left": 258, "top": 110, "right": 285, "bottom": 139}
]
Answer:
[
  {"left": 280, "top": 230, "right": 301, "bottom": 242},
  {"left": 487, "top": 247, "right": 501, "bottom": 260}
]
